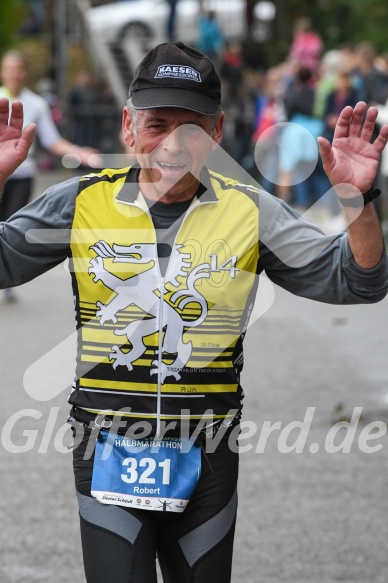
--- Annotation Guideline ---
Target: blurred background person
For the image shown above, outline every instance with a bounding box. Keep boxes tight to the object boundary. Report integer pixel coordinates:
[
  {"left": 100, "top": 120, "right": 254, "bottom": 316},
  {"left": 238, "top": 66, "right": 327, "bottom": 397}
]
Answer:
[
  {"left": 319, "top": 69, "right": 359, "bottom": 232},
  {"left": 18, "top": 0, "right": 46, "bottom": 37},
  {"left": 288, "top": 17, "right": 323, "bottom": 78},
  {"left": 166, "top": 0, "right": 179, "bottom": 41},
  {"left": 95, "top": 80, "right": 122, "bottom": 155},
  {"left": 322, "top": 69, "right": 358, "bottom": 143},
  {"left": 352, "top": 42, "right": 388, "bottom": 221},
  {"left": 277, "top": 65, "right": 325, "bottom": 212},
  {"left": 35, "top": 76, "right": 63, "bottom": 171},
  {"left": 196, "top": 10, "right": 224, "bottom": 66},
  {"left": 68, "top": 68, "right": 100, "bottom": 151},
  {"left": 246, "top": 66, "right": 286, "bottom": 191},
  {"left": 353, "top": 41, "right": 388, "bottom": 105},
  {"left": 314, "top": 49, "right": 348, "bottom": 120},
  {"left": 0, "top": 50, "right": 99, "bottom": 302},
  {"left": 220, "top": 40, "right": 245, "bottom": 99}
]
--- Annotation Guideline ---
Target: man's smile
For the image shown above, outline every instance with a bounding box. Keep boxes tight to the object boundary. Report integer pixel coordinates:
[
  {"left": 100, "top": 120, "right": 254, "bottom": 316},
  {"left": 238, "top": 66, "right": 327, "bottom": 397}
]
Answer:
[{"left": 157, "top": 161, "right": 187, "bottom": 174}]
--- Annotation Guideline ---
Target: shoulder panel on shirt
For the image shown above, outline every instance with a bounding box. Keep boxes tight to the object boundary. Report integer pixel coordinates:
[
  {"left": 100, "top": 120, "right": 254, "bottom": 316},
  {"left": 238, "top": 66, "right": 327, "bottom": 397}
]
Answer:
[
  {"left": 208, "top": 170, "right": 261, "bottom": 206},
  {"left": 79, "top": 167, "right": 131, "bottom": 190}
]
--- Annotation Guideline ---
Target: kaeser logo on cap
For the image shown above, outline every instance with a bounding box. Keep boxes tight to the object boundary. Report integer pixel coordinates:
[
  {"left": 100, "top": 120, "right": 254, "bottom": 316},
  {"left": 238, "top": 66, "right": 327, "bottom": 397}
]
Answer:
[{"left": 155, "top": 64, "right": 202, "bottom": 82}]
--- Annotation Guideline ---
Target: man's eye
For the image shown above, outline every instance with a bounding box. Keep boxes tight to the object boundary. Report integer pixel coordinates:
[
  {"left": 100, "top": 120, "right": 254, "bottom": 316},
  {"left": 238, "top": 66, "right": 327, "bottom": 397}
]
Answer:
[{"left": 147, "top": 123, "right": 166, "bottom": 130}]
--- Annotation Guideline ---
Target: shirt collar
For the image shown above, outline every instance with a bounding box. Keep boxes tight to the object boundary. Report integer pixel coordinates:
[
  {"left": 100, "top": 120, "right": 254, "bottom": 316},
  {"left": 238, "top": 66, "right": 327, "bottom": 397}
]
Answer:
[{"left": 115, "top": 166, "right": 218, "bottom": 205}]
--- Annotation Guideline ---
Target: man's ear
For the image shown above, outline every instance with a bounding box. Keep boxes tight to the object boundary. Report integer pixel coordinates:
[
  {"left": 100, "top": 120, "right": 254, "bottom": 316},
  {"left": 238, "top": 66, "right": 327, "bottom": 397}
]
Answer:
[
  {"left": 122, "top": 106, "right": 135, "bottom": 148},
  {"left": 210, "top": 111, "right": 225, "bottom": 150}
]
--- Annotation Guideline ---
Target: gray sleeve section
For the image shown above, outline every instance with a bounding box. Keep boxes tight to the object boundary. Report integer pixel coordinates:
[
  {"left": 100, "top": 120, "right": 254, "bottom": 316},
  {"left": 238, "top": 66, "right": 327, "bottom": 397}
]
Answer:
[
  {"left": 179, "top": 488, "right": 237, "bottom": 567},
  {"left": 76, "top": 491, "right": 142, "bottom": 544},
  {"left": 258, "top": 191, "right": 388, "bottom": 304},
  {"left": 0, "top": 176, "right": 80, "bottom": 288}
]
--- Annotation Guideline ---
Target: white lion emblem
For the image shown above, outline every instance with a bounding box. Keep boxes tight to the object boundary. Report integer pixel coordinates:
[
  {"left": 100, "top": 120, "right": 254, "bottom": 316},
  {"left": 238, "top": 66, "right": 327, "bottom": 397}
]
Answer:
[{"left": 88, "top": 241, "right": 210, "bottom": 382}]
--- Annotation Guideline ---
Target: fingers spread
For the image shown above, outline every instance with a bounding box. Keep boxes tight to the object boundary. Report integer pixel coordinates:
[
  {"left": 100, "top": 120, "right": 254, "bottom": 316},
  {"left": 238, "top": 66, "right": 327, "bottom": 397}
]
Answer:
[
  {"left": 19, "top": 123, "right": 36, "bottom": 151},
  {"left": 333, "top": 104, "right": 355, "bottom": 140},
  {"left": 347, "top": 101, "right": 367, "bottom": 137},
  {"left": 373, "top": 123, "right": 388, "bottom": 154},
  {"left": 9, "top": 101, "right": 24, "bottom": 131},
  {"left": 317, "top": 136, "right": 334, "bottom": 170},
  {"left": 0, "top": 97, "right": 10, "bottom": 126},
  {"left": 359, "top": 105, "right": 378, "bottom": 142},
  {"left": 317, "top": 135, "right": 330, "bottom": 153}
]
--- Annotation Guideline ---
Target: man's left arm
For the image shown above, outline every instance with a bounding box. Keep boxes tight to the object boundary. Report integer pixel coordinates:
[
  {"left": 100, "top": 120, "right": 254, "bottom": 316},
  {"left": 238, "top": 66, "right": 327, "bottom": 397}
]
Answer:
[
  {"left": 258, "top": 191, "right": 388, "bottom": 304},
  {"left": 341, "top": 201, "right": 383, "bottom": 269},
  {"left": 318, "top": 101, "right": 388, "bottom": 269}
]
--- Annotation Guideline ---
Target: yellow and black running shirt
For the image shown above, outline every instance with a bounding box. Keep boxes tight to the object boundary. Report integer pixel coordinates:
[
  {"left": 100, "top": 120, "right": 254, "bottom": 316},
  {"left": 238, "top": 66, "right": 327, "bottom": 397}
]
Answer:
[{"left": 69, "top": 166, "right": 260, "bottom": 433}]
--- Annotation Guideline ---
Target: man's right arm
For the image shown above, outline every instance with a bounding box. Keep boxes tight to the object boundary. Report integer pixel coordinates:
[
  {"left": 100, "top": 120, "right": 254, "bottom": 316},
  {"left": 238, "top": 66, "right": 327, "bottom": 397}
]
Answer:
[{"left": 0, "top": 176, "right": 80, "bottom": 287}]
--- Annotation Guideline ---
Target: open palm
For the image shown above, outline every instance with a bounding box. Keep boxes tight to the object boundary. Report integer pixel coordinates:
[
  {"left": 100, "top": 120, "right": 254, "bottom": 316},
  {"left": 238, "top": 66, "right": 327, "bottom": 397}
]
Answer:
[
  {"left": 0, "top": 98, "right": 35, "bottom": 184},
  {"left": 318, "top": 102, "right": 388, "bottom": 195}
]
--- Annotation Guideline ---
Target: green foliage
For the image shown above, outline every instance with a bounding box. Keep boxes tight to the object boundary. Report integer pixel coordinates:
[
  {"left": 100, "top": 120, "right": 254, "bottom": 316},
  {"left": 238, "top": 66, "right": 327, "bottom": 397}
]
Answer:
[
  {"left": 311, "top": 0, "right": 388, "bottom": 53},
  {"left": 0, "top": 0, "right": 29, "bottom": 57}
]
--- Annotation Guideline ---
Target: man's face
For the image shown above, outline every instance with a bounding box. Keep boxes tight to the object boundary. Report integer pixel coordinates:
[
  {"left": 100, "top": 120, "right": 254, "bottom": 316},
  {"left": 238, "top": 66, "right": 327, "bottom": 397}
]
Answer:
[
  {"left": 1, "top": 56, "right": 27, "bottom": 96},
  {"left": 122, "top": 106, "right": 224, "bottom": 203}
]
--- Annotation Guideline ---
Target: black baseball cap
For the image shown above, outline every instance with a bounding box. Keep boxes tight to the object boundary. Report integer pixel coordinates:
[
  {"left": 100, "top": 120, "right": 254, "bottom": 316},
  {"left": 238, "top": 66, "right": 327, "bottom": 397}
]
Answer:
[{"left": 129, "top": 42, "right": 221, "bottom": 115}]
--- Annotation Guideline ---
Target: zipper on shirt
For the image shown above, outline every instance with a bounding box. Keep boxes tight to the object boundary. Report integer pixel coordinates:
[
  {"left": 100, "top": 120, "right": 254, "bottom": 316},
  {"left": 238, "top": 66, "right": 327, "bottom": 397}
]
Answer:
[
  {"left": 156, "top": 277, "right": 165, "bottom": 438},
  {"left": 116, "top": 194, "right": 219, "bottom": 437}
]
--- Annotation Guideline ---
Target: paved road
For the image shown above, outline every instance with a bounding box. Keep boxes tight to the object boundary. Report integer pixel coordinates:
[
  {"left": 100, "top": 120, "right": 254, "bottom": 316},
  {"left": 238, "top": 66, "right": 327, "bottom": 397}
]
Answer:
[{"left": 1, "top": 169, "right": 388, "bottom": 582}]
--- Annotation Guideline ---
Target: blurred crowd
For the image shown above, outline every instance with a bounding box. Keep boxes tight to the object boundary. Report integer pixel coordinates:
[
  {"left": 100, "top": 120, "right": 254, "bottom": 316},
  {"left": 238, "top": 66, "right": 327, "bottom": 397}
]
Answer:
[
  {"left": 213, "top": 18, "right": 388, "bottom": 232},
  {"left": 9, "top": 8, "right": 388, "bottom": 234}
]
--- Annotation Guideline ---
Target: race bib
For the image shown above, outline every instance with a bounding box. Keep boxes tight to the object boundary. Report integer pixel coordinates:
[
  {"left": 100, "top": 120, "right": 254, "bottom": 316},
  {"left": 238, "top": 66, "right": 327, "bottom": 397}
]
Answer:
[{"left": 91, "top": 432, "right": 202, "bottom": 512}]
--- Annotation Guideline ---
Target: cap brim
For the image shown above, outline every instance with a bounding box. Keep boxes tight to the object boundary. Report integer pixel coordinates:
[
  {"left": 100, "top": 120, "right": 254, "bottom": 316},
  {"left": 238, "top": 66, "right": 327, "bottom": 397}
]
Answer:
[{"left": 131, "top": 88, "right": 219, "bottom": 115}]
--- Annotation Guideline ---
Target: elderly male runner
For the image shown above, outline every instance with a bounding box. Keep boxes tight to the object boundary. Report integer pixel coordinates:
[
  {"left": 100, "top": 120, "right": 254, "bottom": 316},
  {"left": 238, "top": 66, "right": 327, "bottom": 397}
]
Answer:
[{"left": 0, "top": 42, "right": 388, "bottom": 582}]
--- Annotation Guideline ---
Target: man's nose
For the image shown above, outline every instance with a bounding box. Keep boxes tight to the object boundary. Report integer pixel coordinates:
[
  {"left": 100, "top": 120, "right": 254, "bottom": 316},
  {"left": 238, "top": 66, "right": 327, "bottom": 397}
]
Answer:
[{"left": 162, "top": 127, "right": 184, "bottom": 154}]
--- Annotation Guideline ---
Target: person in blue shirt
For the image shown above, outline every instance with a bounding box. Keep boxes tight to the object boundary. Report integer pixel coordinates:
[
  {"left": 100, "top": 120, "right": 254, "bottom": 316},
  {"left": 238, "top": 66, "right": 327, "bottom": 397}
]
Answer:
[{"left": 197, "top": 10, "right": 224, "bottom": 63}]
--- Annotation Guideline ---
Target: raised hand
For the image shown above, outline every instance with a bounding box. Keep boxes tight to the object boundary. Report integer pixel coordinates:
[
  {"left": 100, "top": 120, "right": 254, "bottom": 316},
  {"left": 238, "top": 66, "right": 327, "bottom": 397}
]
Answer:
[
  {"left": 0, "top": 98, "right": 35, "bottom": 185},
  {"left": 317, "top": 101, "right": 388, "bottom": 196}
]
